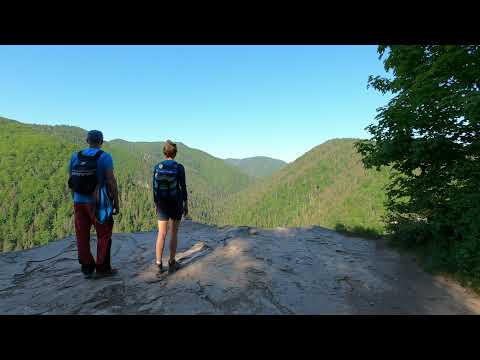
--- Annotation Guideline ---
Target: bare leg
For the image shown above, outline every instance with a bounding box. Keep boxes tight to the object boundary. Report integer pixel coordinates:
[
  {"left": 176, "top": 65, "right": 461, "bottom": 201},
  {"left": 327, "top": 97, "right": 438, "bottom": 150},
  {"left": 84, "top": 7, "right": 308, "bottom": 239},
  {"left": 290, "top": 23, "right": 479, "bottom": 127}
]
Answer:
[
  {"left": 169, "top": 219, "right": 181, "bottom": 262},
  {"left": 156, "top": 220, "right": 169, "bottom": 265}
]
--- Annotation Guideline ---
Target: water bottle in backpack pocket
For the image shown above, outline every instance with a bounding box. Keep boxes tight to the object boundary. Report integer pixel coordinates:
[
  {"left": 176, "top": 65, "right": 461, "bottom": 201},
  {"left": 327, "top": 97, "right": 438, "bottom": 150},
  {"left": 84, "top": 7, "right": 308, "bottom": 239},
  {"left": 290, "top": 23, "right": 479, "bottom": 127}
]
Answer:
[{"left": 153, "top": 161, "right": 179, "bottom": 202}]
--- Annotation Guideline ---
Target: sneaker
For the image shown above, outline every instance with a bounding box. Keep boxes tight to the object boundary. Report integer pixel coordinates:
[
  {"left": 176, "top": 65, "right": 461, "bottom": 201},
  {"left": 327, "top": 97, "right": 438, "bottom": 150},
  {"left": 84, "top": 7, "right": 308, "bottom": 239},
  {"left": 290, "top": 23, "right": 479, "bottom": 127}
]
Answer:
[
  {"left": 168, "top": 259, "right": 181, "bottom": 274},
  {"left": 94, "top": 268, "right": 118, "bottom": 279}
]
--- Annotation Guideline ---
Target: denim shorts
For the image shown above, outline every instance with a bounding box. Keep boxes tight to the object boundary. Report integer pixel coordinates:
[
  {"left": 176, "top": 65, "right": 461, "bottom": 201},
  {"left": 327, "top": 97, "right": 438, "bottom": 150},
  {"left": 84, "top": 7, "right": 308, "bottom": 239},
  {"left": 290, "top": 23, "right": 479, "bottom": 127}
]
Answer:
[{"left": 156, "top": 200, "right": 183, "bottom": 221}]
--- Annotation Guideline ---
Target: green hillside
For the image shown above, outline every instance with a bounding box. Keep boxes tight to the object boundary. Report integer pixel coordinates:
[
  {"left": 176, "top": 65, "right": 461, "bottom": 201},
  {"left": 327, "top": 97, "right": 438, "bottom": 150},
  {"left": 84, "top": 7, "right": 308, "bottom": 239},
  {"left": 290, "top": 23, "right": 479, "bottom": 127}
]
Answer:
[
  {"left": 0, "top": 117, "right": 79, "bottom": 251},
  {"left": 0, "top": 116, "right": 390, "bottom": 253},
  {"left": 112, "top": 140, "right": 253, "bottom": 196},
  {"left": 217, "top": 139, "right": 390, "bottom": 234},
  {"left": 225, "top": 156, "right": 287, "bottom": 178},
  {"left": 0, "top": 116, "right": 253, "bottom": 252}
]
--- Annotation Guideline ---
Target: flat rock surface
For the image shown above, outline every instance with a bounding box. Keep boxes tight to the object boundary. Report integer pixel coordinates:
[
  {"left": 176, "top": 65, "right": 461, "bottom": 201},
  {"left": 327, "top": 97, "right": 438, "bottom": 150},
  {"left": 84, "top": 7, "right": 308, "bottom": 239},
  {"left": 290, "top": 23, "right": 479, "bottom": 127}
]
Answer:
[{"left": 1, "top": 221, "right": 480, "bottom": 315}]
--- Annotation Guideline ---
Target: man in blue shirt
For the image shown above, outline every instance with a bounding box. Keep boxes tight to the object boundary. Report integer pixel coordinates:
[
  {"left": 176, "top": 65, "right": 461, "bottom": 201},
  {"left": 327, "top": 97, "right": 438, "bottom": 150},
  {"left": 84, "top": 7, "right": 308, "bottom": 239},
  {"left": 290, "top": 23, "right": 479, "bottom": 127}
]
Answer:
[{"left": 69, "top": 130, "right": 120, "bottom": 279}]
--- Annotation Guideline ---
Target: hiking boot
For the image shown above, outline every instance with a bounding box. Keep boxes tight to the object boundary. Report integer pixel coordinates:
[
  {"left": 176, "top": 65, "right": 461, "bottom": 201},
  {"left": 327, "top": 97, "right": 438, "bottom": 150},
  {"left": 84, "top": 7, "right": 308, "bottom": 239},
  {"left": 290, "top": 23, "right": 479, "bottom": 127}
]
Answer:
[
  {"left": 83, "top": 271, "right": 95, "bottom": 279},
  {"left": 94, "top": 268, "right": 118, "bottom": 279},
  {"left": 168, "top": 259, "right": 181, "bottom": 274},
  {"left": 81, "top": 264, "right": 96, "bottom": 279}
]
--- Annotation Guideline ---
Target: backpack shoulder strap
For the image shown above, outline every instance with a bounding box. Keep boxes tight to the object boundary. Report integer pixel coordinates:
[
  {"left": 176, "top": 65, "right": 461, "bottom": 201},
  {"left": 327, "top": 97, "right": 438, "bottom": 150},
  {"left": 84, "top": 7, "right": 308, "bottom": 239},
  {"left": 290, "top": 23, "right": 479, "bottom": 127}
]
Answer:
[
  {"left": 77, "top": 149, "right": 104, "bottom": 160},
  {"left": 93, "top": 150, "right": 104, "bottom": 160}
]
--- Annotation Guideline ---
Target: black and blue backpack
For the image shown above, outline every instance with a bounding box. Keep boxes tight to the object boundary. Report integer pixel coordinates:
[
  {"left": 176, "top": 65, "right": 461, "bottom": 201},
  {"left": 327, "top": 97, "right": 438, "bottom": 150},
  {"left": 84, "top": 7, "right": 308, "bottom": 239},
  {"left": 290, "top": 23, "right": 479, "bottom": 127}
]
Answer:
[
  {"left": 153, "top": 161, "right": 179, "bottom": 202},
  {"left": 68, "top": 150, "right": 104, "bottom": 195}
]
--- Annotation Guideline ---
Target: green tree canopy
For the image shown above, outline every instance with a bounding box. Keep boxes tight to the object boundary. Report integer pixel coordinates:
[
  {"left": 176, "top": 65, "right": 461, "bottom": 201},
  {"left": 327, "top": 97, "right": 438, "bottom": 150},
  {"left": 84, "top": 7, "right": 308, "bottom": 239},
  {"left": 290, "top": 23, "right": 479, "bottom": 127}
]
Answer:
[{"left": 357, "top": 45, "right": 480, "bottom": 278}]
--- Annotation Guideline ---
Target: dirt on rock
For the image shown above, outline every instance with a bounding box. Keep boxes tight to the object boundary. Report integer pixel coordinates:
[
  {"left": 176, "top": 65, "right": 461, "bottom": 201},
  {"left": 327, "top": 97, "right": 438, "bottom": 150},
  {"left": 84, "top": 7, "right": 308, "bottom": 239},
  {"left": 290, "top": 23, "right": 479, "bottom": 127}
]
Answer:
[{"left": 1, "top": 220, "right": 479, "bottom": 315}]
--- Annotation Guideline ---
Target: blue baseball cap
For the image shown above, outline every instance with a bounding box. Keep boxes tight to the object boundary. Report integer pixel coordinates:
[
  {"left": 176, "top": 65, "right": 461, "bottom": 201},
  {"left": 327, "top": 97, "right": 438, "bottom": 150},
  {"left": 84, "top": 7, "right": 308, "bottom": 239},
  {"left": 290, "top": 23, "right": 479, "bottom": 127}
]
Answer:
[{"left": 87, "top": 130, "right": 104, "bottom": 144}]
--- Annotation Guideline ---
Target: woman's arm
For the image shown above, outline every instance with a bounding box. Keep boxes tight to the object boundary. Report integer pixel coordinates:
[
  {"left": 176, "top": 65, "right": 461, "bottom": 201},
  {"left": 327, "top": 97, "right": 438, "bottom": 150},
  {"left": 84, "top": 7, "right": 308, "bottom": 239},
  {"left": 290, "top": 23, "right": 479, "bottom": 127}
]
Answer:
[
  {"left": 179, "top": 165, "right": 188, "bottom": 216},
  {"left": 152, "top": 166, "right": 158, "bottom": 204}
]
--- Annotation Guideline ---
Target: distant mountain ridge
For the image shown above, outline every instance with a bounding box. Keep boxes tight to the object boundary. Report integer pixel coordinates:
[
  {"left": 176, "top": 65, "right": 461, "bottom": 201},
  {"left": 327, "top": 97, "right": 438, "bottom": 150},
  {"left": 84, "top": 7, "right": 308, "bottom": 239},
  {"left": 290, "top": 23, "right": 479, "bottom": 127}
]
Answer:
[{"left": 224, "top": 156, "right": 287, "bottom": 178}]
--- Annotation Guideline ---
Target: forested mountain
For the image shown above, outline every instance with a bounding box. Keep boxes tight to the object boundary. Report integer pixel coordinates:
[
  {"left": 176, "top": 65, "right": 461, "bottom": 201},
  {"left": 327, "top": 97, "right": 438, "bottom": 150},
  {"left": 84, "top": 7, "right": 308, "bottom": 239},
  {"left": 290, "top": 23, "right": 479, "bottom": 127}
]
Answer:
[
  {"left": 0, "top": 116, "right": 390, "bottom": 253},
  {"left": 224, "top": 156, "right": 287, "bottom": 178},
  {"left": 0, "top": 116, "right": 253, "bottom": 252},
  {"left": 217, "top": 139, "right": 390, "bottom": 234},
  {"left": 1, "top": 117, "right": 80, "bottom": 251}
]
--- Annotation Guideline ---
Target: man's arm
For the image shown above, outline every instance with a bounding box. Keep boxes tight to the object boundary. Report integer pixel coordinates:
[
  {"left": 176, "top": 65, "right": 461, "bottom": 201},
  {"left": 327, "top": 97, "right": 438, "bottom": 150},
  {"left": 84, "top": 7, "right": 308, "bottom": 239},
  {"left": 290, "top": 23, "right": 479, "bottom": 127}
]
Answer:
[
  {"left": 105, "top": 169, "right": 120, "bottom": 214},
  {"left": 68, "top": 154, "right": 74, "bottom": 199}
]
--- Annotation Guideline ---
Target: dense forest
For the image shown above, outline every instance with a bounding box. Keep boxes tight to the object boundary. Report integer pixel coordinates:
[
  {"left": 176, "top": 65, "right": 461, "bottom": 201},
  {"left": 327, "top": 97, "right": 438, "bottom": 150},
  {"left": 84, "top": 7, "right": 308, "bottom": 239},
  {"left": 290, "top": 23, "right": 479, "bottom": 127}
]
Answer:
[
  {"left": 217, "top": 139, "right": 390, "bottom": 234},
  {"left": 0, "top": 118, "right": 79, "bottom": 251},
  {"left": 0, "top": 116, "right": 254, "bottom": 252},
  {"left": 0, "top": 116, "right": 390, "bottom": 253}
]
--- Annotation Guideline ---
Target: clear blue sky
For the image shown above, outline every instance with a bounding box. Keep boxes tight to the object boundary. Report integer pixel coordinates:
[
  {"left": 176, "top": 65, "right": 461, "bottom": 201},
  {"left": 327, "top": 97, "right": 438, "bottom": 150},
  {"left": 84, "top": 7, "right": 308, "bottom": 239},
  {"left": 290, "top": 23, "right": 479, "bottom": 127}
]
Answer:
[{"left": 0, "top": 45, "right": 390, "bottom": 162}]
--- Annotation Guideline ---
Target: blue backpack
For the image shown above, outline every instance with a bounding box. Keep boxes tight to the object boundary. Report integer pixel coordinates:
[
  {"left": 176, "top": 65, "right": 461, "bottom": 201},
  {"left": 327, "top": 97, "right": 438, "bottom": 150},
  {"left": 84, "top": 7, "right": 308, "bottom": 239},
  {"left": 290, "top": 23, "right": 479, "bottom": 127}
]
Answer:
[
  {"left": 96, "top": 185, "right": 113, "bottom": 224},
  {"left": 153, "top": 161, "right": 179, "bottom": 202}
]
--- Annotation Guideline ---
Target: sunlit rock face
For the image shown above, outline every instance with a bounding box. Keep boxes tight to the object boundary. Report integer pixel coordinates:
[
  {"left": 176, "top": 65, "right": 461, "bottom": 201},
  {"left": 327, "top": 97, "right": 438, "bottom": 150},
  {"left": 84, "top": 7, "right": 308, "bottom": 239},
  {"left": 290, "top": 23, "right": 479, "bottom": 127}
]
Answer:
[{"left": 1, "top": 221, "right": 479, "bottom": 315}]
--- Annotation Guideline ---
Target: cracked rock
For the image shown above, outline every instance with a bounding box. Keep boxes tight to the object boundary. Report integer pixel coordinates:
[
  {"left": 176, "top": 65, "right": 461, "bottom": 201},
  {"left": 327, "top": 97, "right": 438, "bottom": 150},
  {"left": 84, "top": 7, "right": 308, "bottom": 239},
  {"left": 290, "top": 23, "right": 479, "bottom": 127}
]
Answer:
[{"left": 1, "top": 220, "right": 479, "bottom": 315}]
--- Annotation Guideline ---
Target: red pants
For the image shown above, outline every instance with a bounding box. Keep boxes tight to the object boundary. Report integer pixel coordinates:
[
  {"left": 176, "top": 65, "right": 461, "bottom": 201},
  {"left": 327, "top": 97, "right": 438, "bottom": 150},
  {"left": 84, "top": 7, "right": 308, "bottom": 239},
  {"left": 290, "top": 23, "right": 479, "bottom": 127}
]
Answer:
[{"left": 74, "top": 203, "right": 113, "bottom": 273}]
